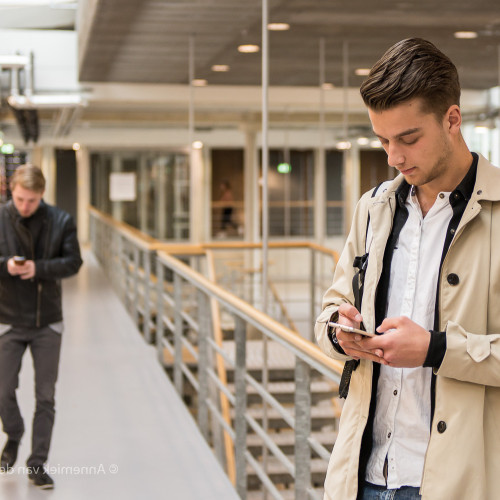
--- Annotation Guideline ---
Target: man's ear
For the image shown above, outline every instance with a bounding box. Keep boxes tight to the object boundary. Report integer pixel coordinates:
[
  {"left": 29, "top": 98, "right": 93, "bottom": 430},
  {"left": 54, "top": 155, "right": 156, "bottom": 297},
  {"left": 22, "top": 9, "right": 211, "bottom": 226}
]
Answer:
[{"left": 445, "top": 105, "right": 462, "bottom": 134}]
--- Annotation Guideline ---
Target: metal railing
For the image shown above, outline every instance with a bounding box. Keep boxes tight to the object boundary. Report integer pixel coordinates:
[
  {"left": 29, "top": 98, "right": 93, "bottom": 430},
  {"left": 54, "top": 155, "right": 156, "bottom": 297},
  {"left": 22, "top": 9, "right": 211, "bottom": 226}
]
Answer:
[{"left": 89, "top": 207, "right": 344, "bottom": 500}]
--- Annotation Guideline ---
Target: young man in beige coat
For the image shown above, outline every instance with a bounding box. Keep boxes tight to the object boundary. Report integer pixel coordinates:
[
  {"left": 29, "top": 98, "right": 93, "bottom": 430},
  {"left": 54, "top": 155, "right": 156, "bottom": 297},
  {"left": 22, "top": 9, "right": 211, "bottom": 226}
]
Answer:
[{"left": 315, "top": 38, "right": 500, "bottom": 499}]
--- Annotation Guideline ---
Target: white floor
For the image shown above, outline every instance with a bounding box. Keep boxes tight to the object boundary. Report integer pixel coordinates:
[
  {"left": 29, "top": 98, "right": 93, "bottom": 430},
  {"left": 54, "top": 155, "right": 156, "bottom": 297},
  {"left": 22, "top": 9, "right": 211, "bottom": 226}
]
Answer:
[{"left": 0, "top": 251, "right": 239, "bottom": 500}]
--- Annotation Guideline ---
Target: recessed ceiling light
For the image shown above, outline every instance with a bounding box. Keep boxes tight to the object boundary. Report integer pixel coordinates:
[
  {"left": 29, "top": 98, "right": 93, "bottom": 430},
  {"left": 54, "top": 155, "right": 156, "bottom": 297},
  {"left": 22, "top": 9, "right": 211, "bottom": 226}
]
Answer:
[
  {"left": 192, "top": 141, "right": 204, "bottom": 149},
  {"left": 267, "top": 23, "right": 290, "bottom": 31},
  {"left": 72, "top": 142, "right": 80, "bottom": 151},
  {"left": 212, "top": 64, "right": 230, "bottom": 72},
  {"left": 238, "top": 44, "right": 260, "bottom": 53},
  {"left": 370, "top": 140, "right": 382, "bottom": 148},
  {"left": 192, "top": 79, "right": 207, "bottom": 87},
  {"left": 321, "top": 82, "right": 334, "bottom": 90},
  {"left": 355, "top": 68, "right": 371, "bottom": 76},
  {"left": 357, "top": 137, "right": 370, "bottom": 146},
  {"left": 454, "top": 31, "right": 478, "bottom": 39}
]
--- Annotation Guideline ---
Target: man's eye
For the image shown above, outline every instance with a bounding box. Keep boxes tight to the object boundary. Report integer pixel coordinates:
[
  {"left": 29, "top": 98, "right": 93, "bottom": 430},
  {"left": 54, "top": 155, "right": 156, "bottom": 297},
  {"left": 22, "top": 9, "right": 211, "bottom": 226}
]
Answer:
[{"left": 402, "top": 137, "right": 418, "bottom": 145}]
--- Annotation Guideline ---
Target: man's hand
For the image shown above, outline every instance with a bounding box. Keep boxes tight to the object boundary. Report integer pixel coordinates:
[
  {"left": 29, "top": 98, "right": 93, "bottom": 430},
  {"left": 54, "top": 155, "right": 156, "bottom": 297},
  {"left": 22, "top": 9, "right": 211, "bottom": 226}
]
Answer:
[
  {"left": 356, "top": 316, "right": 431, "bottom": 368},
  {"left": 7, "top": 258, "right": 36, "bottom": 280},
  {"left": 335, "top": 303, "right": 384, "bottom": 364}
]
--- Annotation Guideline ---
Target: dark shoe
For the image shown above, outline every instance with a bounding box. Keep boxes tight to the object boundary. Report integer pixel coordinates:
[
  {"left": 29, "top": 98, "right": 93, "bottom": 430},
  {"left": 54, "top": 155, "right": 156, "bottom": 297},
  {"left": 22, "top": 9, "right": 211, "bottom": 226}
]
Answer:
[
  {"left": 0, "top": 439, "right": 19, "bottom": 471},
  {"left": 28, "top": 467, "right": 54, "bottom": 489}
]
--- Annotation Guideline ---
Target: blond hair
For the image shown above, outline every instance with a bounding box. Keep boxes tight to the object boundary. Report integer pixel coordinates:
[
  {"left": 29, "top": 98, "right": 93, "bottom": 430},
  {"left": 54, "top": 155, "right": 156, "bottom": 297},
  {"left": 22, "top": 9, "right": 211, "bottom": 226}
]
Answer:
[{"left": 9, "top": 164, "right": 46, "bottom": 193}]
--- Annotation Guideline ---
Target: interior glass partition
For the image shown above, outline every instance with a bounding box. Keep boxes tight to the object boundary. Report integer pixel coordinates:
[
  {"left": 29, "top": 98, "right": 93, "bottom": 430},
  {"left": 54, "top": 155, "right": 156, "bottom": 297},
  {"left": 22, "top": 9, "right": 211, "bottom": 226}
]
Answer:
[{"left": 90, "top": 151, "right": 189, "bottom": 240}]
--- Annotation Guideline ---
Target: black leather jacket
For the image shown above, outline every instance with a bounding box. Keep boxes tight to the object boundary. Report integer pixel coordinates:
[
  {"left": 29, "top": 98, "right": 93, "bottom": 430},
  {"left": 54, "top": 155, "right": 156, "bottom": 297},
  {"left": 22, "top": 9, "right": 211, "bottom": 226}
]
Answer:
[{"left": 0, "top": 200, "right": 82, "bottom": 327}]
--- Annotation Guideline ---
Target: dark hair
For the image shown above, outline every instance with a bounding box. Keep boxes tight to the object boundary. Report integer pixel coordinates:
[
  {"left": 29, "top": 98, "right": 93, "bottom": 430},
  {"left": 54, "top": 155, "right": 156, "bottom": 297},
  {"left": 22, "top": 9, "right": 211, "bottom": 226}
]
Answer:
[
  {"left": 10, "top": 164, "right": 46, "bottom": 193},
  {"left": 360, "top": 38, "right": 461, "bottom": 119}
]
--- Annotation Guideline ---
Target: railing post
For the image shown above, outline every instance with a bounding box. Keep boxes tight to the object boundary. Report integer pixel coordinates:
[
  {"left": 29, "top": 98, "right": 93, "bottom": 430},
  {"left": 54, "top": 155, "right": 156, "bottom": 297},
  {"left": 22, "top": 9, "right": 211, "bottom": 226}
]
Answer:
[
  {"left": 295, "top": 357, "right": 311, "bottom": 500},
  {"left": 197, "top": 290, "right": 210, "bottom": 440},
  {"left": 173, "top": 273, "right": 184, "bottom": 395},
  {"left": 132, "top": 246, "right": 140, "bottom": 327},
  {"left": 143, "top": 249, "right": 152, "bottom": 342},
  {"left": 234, "top": 315, "right": 247, "bottom": 499},
  {"left": 156, "top": 259, "right": 165, "bottom": 365}
]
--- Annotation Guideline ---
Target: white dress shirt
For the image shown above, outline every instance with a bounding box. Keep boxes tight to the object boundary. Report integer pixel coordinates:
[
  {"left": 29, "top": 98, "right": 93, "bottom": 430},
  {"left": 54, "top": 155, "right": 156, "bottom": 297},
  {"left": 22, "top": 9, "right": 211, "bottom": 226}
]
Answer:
[{"left": 365, "top": 187, "right": 453, "bottom": 488}]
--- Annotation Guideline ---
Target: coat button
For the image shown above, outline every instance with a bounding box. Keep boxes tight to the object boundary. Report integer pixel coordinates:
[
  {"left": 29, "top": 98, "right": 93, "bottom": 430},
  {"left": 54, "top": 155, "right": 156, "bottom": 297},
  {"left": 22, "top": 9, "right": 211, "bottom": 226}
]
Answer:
[
  {"left": 437, "top": 421, "right": 447, "bottom": 433},
  {"left": 447, "top": 273, "right": 459, "bottom": 286}
]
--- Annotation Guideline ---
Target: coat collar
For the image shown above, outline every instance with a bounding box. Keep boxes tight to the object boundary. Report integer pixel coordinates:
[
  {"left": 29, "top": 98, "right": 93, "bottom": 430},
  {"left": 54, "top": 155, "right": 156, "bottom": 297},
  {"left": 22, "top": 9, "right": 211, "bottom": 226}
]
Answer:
[{"left": 368, "top": 152, "right": 500, "bottom": 208}]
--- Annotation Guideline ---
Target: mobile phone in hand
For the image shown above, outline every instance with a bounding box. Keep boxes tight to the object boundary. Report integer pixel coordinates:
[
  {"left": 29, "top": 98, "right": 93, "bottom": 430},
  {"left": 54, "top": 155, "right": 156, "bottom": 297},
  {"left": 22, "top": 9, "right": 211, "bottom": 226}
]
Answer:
[{"left": 328, "top": 322, "right": 375, "bottom": 337}]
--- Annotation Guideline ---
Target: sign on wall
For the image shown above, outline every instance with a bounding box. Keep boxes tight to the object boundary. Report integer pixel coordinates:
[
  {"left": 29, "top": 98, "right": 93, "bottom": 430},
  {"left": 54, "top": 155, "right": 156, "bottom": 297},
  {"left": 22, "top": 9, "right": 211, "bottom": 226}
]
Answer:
[{"left": 109, "top": 172, "right": 136, "bottom": 201}]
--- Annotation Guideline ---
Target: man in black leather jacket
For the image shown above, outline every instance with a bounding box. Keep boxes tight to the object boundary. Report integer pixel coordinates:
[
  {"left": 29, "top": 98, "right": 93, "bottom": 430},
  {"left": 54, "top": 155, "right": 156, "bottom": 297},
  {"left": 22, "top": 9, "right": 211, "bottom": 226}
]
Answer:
[{"left": 0, "top": 165, "right": 82, "bottom": 489}]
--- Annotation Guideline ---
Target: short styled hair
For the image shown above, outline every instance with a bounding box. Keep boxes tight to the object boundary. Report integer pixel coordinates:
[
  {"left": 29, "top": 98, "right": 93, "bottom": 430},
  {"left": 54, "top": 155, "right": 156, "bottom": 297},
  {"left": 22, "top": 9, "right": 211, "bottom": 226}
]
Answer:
[
  {"left": 10, "top": 164, "right": 46, "bottom": 193},
  {"left": 360, "top": 38, "right": 461, "bottom": 119}
]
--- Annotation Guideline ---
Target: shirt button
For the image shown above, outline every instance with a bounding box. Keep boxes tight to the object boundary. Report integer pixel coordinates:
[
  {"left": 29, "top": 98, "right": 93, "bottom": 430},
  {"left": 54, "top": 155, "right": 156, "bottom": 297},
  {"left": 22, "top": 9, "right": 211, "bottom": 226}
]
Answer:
[
  {"left": 387, "top": 432, "right": 392, "bottom": 439},
  {"left": 393, "top": 390, "right": 398, "bottom": 396},
  {"left": 447, "top": 273, "right": 460, "bottom": 286},
  {"left": 437, "top": 421, "right": 447, "bottom": 433},
  {"left": 454, "top": 193, "right": 460, "bottom": 199},
  {"left": 439, "top": 193, "right": 445, "bottom": 199},
  {"left": 450, "top": 228, "right": 455, "bottom": 235}
]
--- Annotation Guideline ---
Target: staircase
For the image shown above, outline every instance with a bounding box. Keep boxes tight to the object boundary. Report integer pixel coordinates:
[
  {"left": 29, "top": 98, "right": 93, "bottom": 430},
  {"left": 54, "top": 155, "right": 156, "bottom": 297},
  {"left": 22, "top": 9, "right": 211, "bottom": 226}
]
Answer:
[{"left": 223, "top": 339, "right": 341, "bottom": 498}]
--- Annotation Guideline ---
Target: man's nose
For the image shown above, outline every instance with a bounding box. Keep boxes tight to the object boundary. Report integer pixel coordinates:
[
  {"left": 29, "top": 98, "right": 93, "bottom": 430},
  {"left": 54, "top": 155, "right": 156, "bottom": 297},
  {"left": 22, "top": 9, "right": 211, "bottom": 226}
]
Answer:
[{"left": 387, "top": 144, "right": 405, "bottom": 167}]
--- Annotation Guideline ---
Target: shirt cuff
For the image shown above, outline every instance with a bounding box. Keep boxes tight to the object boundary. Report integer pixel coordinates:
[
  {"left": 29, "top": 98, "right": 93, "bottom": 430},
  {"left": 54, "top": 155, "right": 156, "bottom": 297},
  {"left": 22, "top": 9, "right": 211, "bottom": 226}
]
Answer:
[
  {"left": 327, "top": 312, "right": 346, "bottom": 355},
  {"left": 423, "top": 330, "right": 446, "bottom": 368}
]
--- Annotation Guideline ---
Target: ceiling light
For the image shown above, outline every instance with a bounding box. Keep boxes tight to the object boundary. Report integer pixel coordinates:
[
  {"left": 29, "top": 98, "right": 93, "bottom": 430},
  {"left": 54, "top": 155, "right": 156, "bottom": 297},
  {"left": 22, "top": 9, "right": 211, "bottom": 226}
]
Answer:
[
  {"left": 370, "top": 140, "right": 382, "bottom": 148},
  {"left": 454, "top": 31, "right": 478, "bottom": 39},
  {"left": 192, "top": 79, "right": 207, "bottom": 87},
  {"left": 212, "top": 65, "right": 230, "bottom": 72},
  {"left": 474, "top": 126, "right": 489, "bottom": 133},
  {"left": 1, "top": 143, "right": 15, "bottom": 154},
  {"left": 355, "top": 68, "right": 371, "bottom": 76},
  {"left": 337, "top": 141, "right": 352, "bottom": 150},
  {"left": 72, "top": 142, "right": 80, "bottom": 151},
  {"left": 267, "top": 23, "right": 290, "bottom": 31},
  {"left": 192, "top": 141, "right": 203, "bottom": 149},
  {"left": 238, "top": 44, "right": 260, "bottom": 53},
  {"left": 322, "top": 83, "right": 334, "bottom": 90},
  {"left": 357, "top": 137, "right": 370, "bottom": 146}
]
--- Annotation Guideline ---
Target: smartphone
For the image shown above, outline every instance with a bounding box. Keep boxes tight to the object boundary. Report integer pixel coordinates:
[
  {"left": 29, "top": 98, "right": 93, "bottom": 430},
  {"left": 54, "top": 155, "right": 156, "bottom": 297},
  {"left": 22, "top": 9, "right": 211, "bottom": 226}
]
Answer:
[
  {"left": 328, "top": 321, "right": 375, "bottom": 337},
  {"left": 13, "top": 256, "right": 26, "bottom": 266}
]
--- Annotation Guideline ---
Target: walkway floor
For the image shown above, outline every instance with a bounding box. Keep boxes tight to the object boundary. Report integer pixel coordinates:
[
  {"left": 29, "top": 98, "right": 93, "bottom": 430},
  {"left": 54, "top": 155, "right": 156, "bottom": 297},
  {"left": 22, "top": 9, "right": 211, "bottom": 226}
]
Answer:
[{"left": 0, "top": 251, "right": 238, "bottom": 500}]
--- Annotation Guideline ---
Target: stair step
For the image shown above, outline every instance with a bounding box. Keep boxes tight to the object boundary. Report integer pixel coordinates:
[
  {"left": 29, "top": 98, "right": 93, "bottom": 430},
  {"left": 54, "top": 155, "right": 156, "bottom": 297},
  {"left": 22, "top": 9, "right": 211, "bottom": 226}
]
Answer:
[
  {"left": 236, "top": 379, "right": 338, "bottom": 404},
  {"left": 246, "top": 487, "right": 325, "bottom": 500},
  {"left": 246, "top": 457, "right": 327, "bottom": 489},
  {"left": 234, "top": 403, "right": 340, "bottom": 430},
  {"left": 246, "top": 429, "right": 336, "bottom": 455}
]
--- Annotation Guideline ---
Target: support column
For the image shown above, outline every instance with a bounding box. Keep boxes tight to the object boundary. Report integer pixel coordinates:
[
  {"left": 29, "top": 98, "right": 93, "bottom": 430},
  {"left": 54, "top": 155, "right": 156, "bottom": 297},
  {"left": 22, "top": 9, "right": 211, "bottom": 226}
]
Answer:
[
  {"left": 314, "top": 148, "right": 326, "bottom": 244},
  {"left": 76, "top": 145, "right": 91, "bottom": 244},
  {"left": 190, "top": 147, "right": 205, "bottom": 243},
  {"left": 343, "top": 143, "right": 361, "bottom": 232},
  {"left": 243, "top": 125, "right": 259, "bottom": 242},
  {"left": 39, "top": 146, "right": 56, "bottom": 205}
]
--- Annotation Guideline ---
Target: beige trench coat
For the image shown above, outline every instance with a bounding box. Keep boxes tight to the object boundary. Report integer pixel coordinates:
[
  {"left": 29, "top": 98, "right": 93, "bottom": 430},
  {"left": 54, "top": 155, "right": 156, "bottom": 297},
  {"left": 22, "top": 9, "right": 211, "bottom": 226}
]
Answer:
[{"left": 315, "top": 154, "right": 500, "bottom": 500}]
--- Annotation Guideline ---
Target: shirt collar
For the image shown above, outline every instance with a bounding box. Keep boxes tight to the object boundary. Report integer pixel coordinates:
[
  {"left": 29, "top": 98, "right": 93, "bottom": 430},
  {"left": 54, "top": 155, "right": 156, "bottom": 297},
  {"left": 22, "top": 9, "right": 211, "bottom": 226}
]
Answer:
[
  {"left": 394, "top": 152, "right": 478, "bottom": 208},
  {"left": 451, "top": 152, "right": 478, "bottom": 206}
]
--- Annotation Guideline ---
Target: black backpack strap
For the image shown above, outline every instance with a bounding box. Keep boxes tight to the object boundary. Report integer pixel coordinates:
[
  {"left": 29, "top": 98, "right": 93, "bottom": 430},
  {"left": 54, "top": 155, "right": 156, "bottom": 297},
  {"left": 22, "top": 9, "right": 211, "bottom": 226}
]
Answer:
[{"left": 340, "top": 181, "right": 385, "bottom": 399}]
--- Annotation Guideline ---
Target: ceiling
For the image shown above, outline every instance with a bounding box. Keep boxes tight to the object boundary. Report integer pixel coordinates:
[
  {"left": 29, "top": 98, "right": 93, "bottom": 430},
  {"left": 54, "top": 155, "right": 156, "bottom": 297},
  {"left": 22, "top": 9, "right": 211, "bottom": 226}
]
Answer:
[
  {"left": 78, "top": 0, "right": 500, "bottom": 90},
  {"left": 2, "top": 0, "right": 500, "bottom": 145}
]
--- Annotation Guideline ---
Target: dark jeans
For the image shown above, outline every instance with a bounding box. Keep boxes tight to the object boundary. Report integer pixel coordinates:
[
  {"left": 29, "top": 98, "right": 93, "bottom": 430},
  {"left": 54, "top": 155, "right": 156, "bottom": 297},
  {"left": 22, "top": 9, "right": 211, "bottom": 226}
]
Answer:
[
  {"left": 0, "top": 325, "right": 61, "bottom": 467},
  {"left": 360, "top": 482, "right": 421, "bottom": 500}
]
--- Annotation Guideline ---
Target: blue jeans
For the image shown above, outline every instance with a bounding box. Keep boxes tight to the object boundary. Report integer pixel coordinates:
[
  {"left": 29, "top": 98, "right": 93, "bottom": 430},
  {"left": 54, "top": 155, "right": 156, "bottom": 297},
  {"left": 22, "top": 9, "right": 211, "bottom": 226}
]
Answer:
[{"left": 360, "top": 482, "right": 421, "bottom": 500}]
